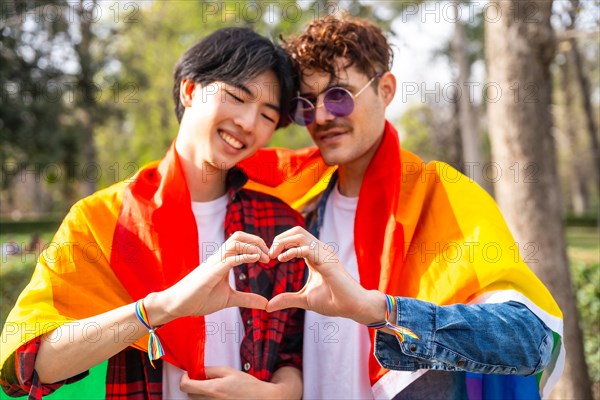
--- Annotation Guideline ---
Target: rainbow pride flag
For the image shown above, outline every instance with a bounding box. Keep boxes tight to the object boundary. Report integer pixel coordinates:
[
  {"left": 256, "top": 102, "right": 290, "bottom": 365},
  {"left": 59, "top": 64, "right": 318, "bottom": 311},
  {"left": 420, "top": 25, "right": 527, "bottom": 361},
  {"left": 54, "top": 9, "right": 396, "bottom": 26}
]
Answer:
[
  {"left": 1, "top": 146, "right": 225, "bottom": 397},
  {"left": 240, "top": 121, "right": 564, "bottom": 399}
]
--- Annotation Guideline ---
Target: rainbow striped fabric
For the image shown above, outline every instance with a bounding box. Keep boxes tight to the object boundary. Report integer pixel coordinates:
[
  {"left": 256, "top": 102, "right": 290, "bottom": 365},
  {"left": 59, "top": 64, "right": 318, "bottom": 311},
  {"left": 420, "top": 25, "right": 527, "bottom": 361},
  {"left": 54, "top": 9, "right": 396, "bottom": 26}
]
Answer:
[
  {"left": 1, "top": 146, "right": 212, "bottom": 398},
  {"left": 240, "top": 121, "right": 564, "bottom": 399}
]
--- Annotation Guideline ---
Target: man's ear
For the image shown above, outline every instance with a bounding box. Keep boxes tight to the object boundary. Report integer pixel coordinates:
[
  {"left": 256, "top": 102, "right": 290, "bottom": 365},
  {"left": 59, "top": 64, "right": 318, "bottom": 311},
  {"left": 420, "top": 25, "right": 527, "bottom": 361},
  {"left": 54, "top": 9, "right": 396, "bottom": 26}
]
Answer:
[
  {"left": 378, "top": 72, "right": 396, "bottom": 107},
  {"left": 180, "top": 79, "right": 196, "bottom": 108}
]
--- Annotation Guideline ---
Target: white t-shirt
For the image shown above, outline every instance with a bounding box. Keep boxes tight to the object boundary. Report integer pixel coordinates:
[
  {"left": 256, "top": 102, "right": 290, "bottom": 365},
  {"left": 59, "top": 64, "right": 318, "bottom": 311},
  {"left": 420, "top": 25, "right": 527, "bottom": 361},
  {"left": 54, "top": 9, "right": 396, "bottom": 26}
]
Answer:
[
  {"left": 162, "top": 194, "right": 243, "bottom": 399},
  {"left": 303, "top": 185, "right": 374, "bottom": 399}
]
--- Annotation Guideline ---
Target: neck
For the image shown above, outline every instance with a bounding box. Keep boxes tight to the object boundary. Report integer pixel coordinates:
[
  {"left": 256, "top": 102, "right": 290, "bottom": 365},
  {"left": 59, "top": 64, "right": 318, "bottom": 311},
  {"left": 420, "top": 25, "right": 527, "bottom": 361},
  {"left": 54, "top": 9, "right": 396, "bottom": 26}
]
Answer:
[
  {"left": 337, "top": 166, "right": 364, "bottom": 197},
  {"left": 177, "top": 153, "right": 228, "bottom": 203},
  {"left": 337, "top": 133, "right": 384, "bottom": 198}
]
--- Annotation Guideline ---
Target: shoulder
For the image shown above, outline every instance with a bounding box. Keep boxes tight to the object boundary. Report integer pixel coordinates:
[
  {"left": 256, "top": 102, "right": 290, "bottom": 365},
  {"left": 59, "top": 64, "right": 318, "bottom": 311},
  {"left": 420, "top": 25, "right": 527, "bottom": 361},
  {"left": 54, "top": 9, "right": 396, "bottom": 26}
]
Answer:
[
  {"left": 399, "top": 148, "right": 470, "bottom": 186},
  {"left": 72, "top": 181, "right": 127, "bottom": 216},
  {"left": 60, "top": 181, "right": 127, "bottom": 233},
  {"left": 43, "top": 181, "right": 128, "bottom": 251}
]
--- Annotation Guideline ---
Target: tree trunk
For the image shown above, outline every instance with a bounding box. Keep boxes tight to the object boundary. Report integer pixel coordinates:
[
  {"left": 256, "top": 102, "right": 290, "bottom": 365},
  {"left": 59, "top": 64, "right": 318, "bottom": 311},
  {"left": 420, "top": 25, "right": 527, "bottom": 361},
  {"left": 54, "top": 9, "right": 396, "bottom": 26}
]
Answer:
[
  {"left": 559, "top": 52, "right": 590, "bottom": 216},
  {"left": 451, "top": 0, "right": 485, "bottom": 189},
  {"left": 450, "top": 88, "right": 465, "bottom": 171},
  {"left": 77, "top": 0, "right": 98, "bottom": 196},
  {"left": 569, "top": 41, "right": 600, "bottom": 210},
  {"left": 568, "top": 1, "right": 600, "bottom": 209},
  {"left": 485, "top": 1, "right": 591, "bottom": 398}
]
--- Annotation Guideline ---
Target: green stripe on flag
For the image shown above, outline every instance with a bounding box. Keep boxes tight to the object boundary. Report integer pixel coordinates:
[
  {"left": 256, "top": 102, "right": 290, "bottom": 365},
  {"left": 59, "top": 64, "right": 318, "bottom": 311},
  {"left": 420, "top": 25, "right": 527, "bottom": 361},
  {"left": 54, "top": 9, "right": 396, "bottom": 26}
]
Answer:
[{"left": 0, "top": 361, "right": 107, "bottom": 400}]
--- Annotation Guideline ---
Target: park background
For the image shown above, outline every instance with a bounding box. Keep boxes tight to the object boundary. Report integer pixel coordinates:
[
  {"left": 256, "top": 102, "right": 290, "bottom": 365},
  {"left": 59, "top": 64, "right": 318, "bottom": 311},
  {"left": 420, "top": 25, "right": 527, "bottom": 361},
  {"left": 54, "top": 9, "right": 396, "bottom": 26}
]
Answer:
[{"left": 0, "top": 0, "right": 598, "bottom": 399}]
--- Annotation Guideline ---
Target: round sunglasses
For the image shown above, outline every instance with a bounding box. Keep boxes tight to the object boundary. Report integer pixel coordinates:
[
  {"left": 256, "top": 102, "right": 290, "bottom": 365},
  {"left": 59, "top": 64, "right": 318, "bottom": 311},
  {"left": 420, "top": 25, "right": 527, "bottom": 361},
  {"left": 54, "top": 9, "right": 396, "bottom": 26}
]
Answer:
[{"left": 289, "top": 72, "right": 384, "bottom": 126}]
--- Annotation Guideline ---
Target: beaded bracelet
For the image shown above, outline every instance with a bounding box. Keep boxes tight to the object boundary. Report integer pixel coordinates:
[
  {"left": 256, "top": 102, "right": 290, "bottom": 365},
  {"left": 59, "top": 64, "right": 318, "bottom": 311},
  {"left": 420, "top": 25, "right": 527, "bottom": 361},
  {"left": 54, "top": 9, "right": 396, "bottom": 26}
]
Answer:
[
  {"left": 134, "top": 299, "right": 165, "bottom": 367},
  {"left": 367, "top": 294, "right": 420, "bottom": 343}
]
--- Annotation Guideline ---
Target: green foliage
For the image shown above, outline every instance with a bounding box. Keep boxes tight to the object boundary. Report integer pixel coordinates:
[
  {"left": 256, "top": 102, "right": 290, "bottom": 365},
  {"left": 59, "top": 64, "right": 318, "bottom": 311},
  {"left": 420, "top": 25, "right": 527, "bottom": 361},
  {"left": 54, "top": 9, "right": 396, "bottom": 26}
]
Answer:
[
  {"left": 397, "top": 104, "right": 439, "bottom": 161},
  {"left": 0, "top": 218, "right": 62, "bottom": 235},
  {"left": 432, "top": 0, "right": 485, "bottom": 71},
  {"left": 269, "top": 123, "right": 314, "bottom": 149},
  {"left": 567, "top": 228, "right": 600, "bottom": 385},
  {"left": 566, "top": 215, "right": 600, "bottom": 227},
  {"left": 397, "top": 103, "right": 463, "bottom": 168},
  {"left": 1, "top": 0, "right": 131, "bottom": 203},
  {"left": 0, "top": 0, "right": 80, "bottom": 189},
  {"left": 3, "top": 0, "right": 419, "bottom": 201}
]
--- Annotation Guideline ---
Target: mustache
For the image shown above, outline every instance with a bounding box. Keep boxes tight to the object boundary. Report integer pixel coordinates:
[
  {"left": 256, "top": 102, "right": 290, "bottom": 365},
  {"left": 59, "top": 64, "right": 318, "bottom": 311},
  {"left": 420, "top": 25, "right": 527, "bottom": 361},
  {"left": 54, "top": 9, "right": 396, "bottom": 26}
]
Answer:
[{"left": 312, "top": 122, "right": 352, "bottom": 135}]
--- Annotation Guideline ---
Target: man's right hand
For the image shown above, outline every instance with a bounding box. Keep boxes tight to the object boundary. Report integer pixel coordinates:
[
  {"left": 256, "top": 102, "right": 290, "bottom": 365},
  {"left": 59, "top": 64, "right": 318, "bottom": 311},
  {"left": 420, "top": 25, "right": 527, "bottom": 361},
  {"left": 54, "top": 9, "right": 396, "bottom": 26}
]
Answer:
[{"left": 267, "top": 226, "right": 387, "bottom": 326}]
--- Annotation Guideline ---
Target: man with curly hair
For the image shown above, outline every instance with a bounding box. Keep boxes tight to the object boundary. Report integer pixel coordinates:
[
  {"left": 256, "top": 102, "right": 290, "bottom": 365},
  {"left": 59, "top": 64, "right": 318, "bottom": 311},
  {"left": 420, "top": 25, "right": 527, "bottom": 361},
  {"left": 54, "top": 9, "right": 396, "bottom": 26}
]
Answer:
[{"left": 242, "top": 15, "right": 564, "bottom": 399}]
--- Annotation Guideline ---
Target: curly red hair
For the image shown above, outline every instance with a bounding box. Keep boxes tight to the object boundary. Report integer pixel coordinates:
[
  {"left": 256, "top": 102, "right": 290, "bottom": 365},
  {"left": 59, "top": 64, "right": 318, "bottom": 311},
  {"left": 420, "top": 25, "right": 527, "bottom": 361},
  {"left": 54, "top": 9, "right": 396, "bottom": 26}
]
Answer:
[{"left": 284, "top": 15, "right": 393, "bottom": 81}]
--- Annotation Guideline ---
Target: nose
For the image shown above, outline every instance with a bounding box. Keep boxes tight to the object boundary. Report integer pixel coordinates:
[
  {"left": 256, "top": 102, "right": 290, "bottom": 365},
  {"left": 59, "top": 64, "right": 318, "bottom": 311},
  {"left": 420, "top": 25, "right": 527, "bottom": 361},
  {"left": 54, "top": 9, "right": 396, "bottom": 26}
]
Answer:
[
  {"left": 313, "top": 101, "right": 335, "bottom": 126},
  {"left": 233, "top": 108, "right": 259, "bottom": 134}
]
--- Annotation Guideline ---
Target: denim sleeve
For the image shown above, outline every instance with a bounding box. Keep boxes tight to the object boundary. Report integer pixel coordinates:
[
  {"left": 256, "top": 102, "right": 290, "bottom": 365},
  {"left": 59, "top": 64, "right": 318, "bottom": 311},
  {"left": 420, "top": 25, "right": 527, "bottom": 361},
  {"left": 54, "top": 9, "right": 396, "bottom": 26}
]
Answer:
[{"left": 374, "top": 299, "right": 553, "bottom": 376}]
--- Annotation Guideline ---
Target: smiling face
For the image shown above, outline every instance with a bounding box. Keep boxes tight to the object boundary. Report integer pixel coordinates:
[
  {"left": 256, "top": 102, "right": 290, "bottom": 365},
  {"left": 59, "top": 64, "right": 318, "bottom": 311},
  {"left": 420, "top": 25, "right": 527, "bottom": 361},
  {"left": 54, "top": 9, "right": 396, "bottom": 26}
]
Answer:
[
  {"left": 175, "top": 70, "right": 281, "bottom": 172},
  {"left": 299, "top": 60, "right": 394, "bottom": 174}
]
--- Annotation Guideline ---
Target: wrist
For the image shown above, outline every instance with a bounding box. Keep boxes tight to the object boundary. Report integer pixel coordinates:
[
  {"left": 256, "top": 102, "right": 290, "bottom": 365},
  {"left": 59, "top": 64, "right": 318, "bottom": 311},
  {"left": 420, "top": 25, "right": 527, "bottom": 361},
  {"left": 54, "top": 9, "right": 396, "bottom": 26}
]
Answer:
[
  {"left": 143, "top": 291, "right": 175, "bottom": 326},
  {"left": 243, "top": 378, "right": 280, "bottom": 399},
  {"left": 362, "top": 290, "right": 388, "bottom": 326},
  {"left": 267, "top": 377, "right": 297, "bottom": 399},
  {"left": 269, "top": 366, "right": 302, "bottom": 399},
  {"left": 265, "top": 381, "right": 283, "bottom": 399},
  {"left": 388, "top": 296, "right": 398, "bottom": 325}
]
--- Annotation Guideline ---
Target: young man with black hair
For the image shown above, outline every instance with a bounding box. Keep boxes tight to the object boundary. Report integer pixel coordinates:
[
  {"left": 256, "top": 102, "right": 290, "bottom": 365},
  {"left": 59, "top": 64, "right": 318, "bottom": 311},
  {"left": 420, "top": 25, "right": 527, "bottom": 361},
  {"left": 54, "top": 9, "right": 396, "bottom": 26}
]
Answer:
[{"left": 1, "top": 27, "right": 304, "bottom": 399}]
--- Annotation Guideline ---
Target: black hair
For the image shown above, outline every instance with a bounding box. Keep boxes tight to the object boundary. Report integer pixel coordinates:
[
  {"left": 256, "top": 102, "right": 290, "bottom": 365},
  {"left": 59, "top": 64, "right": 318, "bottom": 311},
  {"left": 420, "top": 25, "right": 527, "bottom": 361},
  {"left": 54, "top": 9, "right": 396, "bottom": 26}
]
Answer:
[{"left": 173, "top": 27, "right": 296, "bottom": 128}]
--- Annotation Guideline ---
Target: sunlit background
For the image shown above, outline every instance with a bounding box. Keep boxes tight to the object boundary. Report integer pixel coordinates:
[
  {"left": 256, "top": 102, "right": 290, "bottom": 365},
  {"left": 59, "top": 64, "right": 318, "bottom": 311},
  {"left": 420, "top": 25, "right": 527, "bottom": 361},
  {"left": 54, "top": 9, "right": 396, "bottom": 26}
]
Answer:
[{"left": 1, "top": 1, "right": 598, "bottom": 398}]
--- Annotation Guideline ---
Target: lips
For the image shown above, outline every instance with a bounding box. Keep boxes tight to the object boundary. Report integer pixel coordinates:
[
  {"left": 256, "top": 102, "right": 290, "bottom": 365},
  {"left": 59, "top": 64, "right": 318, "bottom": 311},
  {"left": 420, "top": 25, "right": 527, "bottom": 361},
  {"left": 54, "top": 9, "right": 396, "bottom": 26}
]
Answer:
[
  {"left": 218, "top": 129, "right": 245, "bottom": 150},
  {"left": 320, "top": 132, "right": 344, "bottom": 140},
  {"left": 315, "top": 128, "right": 348, "bottom": 142}
]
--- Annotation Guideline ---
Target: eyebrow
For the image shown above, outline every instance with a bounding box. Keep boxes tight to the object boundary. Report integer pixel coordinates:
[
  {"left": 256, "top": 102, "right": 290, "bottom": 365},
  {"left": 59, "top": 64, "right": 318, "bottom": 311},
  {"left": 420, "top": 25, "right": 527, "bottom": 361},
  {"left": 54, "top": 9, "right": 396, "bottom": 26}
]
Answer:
[
  {"left": 232, "top": 83, "right": 280, "bottom": 113},
  {"left": 299, "top": 81, "right": 355, "bottom": 98}
]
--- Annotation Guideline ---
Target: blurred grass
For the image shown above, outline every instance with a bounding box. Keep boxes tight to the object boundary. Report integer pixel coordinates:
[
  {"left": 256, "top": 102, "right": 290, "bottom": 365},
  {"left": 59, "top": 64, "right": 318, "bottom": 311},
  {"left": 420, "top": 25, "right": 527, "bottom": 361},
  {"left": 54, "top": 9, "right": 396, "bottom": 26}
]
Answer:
[
  {"left": 0, "top": 226, "right": 598, "bottom": 394},
  {"left": 1, "top": 232, "right": 55, "bottom": 326}
]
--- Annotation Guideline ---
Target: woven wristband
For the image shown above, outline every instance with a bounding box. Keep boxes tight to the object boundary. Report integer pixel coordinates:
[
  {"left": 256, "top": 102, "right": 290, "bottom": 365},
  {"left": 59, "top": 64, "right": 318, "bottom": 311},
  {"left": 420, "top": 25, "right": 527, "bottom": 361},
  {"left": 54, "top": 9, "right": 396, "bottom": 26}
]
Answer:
[
  {"left": 134, "top": 299, "right": 165, "bottom": 368},
  {"left": 367, "top": 294, "right": 420, "bottom": 343}
]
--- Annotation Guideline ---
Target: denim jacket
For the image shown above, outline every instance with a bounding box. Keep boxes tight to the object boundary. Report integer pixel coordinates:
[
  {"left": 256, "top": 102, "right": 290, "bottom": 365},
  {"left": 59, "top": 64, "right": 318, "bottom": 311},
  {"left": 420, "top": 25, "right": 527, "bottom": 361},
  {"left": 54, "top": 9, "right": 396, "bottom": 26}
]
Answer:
[{"left": 374, "top": 299, "right": 553, "bottom": 376}]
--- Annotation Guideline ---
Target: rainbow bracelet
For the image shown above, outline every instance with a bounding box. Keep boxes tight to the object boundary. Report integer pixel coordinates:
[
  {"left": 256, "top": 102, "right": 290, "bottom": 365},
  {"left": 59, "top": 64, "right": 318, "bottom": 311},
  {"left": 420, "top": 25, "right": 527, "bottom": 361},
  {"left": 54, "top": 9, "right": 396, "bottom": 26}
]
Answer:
[
  {"left": 134, "top": 299, "right": 165, "bottom": 368},
  {"left": 367, "top": 294, "right": 420, "bottom": 343}
]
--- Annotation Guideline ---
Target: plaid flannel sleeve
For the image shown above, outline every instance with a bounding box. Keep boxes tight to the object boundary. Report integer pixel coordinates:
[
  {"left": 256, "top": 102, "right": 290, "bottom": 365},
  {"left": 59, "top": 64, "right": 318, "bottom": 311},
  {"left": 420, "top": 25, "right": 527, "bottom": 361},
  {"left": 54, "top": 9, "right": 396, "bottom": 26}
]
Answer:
[{"left": 0, "top": 337, "right": 87, "bottom": 399}]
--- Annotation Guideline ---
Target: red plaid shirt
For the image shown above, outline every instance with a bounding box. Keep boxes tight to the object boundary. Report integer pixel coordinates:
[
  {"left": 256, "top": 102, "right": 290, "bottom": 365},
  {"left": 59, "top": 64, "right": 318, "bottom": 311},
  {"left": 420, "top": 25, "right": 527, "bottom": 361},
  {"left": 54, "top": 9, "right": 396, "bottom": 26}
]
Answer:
[{"left": 1, "top": 169, "right": 305, "bottom": 399}]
